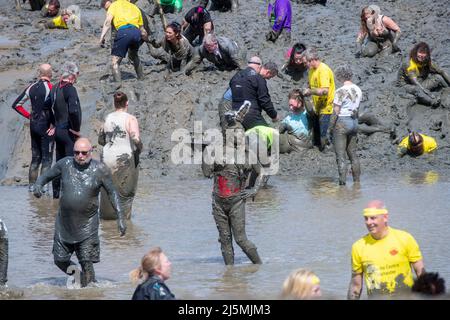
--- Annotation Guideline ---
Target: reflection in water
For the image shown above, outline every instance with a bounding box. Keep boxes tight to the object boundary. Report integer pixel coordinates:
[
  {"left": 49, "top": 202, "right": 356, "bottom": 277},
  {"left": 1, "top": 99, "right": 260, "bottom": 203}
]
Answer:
[
  {"left": 405, "top": 171, "right": 439, "bottom": 185},
  {"left": 306, "top": 176, "right": 362, "bottom": 202}
]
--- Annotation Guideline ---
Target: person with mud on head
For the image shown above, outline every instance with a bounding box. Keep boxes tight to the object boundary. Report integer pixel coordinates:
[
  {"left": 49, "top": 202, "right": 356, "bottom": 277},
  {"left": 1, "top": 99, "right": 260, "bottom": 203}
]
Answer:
[
  {"left": 266, "top": 0, "right": 292, "bottom": 44},
  {"left": 45, "top": 5, "right": 81, "bottom": 30},
  {"left": 397, "top": 131, "right": 437, "bottom": 158},
  {"left": 41, "top": 0, "right": 60, "bottom": 17},
  {"left": 184, "top": 33, "right": 246, "bottom": 75},
  {"left": 99, "top": 0, "right": 148, "bottom": 82},
  {"left": 282, "top": 42, "right": 307, "bottom": 82},
  {"left": 397, "top": 42, "right": 450, "bottom": 108},
  {"left": 209, "top": 0, "right": 239, "bottom": 12},
  {"left": 181, "top": 1, "right": 214, "bottom": 46}
]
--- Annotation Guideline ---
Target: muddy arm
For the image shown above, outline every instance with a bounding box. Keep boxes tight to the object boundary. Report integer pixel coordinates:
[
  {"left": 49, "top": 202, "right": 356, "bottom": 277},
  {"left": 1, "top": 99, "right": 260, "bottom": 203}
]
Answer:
[
  {"left": 347, "top": 272, "right": 363, "bottom": 300},
  {"left": 100, "top": 165, "right": 126, "bottom": 235},
  {"left": 201, "top": 145, "right": 215, "bottom": 178},
  {"left": 432, "top": 63, "right": 450, "bottom": 86},
  {"left": 99, "top": 13, "right": 113, "bottom": 44},
  {"left": 34, "top": 161, "right": 63, "bottom": 197},
  {"left": 184, "top": 47, "right": 203, "bottom": 75},
  {"left": 412, "top": 260, "right": 425, "bottom": 277}
]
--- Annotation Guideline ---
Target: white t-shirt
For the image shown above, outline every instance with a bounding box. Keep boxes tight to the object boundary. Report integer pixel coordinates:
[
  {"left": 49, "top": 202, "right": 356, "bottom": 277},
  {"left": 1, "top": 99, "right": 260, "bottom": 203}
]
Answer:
[{"left": 333, "top": 83, "right": 362, "bottom": 117}]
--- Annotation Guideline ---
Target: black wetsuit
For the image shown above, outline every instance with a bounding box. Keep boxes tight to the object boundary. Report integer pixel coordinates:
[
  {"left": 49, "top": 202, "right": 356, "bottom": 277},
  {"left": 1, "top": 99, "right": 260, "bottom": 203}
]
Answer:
[
  {"left": 12, "top": 79, "right": 54, "bottom": 187},
  {"left": 35, "top": 157, "right": 124, "bottom": 287},
  {"left": 131, "top": 275, "right": 175, "bottom": 300},
  {"left": 0, "top": 220, "right": 7, "bottom": 286},
  {"left": 183, "top": 6, "right": 214, "bottom": 45},
  {"left": 50, "top": 82, "right": 81, "bottom": 198},
  {"left": 229, "top": 67, "right": 277, "bottom": 130}
]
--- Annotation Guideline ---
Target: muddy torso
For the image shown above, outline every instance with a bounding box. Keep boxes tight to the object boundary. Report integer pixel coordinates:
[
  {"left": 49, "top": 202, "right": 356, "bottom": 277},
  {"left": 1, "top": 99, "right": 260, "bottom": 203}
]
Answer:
[
  {"left": 366, "top": 15, "right": 389, "bottom": 40},
  {"left": 213, "top": 163, "right": 249, "bottom": 198},
  {"left": 163, "top": 36, "right": 193, "bottom": 60}
]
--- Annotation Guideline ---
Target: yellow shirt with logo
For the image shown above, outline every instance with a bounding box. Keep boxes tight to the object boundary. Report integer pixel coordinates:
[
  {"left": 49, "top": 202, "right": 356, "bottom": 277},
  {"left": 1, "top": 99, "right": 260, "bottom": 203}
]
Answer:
[
  {"left": 108, "top": 0, "right": 143, "bottom": 30},
  {"left": 351, "top": 227, "right": 423, "bottom": 296},
  {"left": 308, "top": 62, "right": 335, "bottom": 115},
  {"left": 398, "top": 134, "right": 437, "bottom": 154}
]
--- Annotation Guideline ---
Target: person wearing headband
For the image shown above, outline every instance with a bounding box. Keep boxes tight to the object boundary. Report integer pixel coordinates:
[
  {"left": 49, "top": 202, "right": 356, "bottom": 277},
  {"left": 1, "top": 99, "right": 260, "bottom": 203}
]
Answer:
[
  {"left": 348, "top": 200, "right": 425, "bottom": 299},
  {"left": 281, "top": 269, "right": 322, "bottom": 299}
]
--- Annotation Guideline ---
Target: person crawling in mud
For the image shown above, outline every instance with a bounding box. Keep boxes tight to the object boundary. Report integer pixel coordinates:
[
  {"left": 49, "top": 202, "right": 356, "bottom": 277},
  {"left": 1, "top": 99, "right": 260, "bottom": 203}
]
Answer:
[
  {"left": 397, "top": 131, "right": 437, "bottom": 158},
  {"left": 0, "top": 219, "right": 7, "bottom": 288},
  {"left": 355, "top": 5, "right": 401, "bottom": 58},
  {"left": 202, "top": 104, "right": 263, "bottom": 265},
  {"left": 266, "top": 0, "right": 291, "bottom": 44},
  {"left": 397, "top": 42, "right": 450, "bottom": 108},
  {"left": 281, "top": 42, "right": 307, "bottom": 82},
  {"left": 45, "top": 6, "right": 80, "bottom": 30},
  {"left": 33, "top": 138, "right": 126, "bottom": 287},
  {"left": 40, "top": 0, "right": 60, "bottom": 17},
  {"left": 182, "top": 1, "right": 214, "bottom": 46},
  {"left": 184, "top": 33, "right": 246, "bottom": 75},
  {"left": 209, "top": 0, "right": 239, "bottom": 12}
]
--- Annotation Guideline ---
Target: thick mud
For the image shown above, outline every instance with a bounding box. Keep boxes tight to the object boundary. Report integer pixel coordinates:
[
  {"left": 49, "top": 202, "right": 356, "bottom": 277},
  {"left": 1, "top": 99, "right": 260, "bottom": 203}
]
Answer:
[{"left": 1, "top": 0, "right": 449, "bottom": 184}]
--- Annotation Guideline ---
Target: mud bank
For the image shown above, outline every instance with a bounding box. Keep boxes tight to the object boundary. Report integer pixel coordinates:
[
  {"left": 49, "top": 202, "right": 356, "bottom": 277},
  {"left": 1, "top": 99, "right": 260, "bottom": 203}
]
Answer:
[{"left": 0, "top": 0, "right": 449, "bottom": 184}]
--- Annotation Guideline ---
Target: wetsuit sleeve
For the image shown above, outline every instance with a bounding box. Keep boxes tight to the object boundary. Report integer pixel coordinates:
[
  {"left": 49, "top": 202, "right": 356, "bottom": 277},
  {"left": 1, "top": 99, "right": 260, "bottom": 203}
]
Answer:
[
  {"left": 11, "top": 86, "right": 31, "bottom": 119},
  {"left": 35, "top": 160, "right": 63, "bottom": 187},
  {"left": 224, "top": 40, "right": 245, "bottom": 70},
  {"left": 256, "top": 77, "right": 277, "bottom": 119},
  {"left": 184, "top": 46, "right": 204, "bottom": 75},
  {"left": 99, "top": 164, "right": 124, "bottom": 218},
  {"left": 65, "top": 86, "right": 82, "bottom": 132}
]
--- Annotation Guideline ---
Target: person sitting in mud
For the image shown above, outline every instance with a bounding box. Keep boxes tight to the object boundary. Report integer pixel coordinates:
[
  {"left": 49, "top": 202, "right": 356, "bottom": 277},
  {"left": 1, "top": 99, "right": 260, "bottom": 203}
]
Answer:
[
  {"left": 11, "top": 64, "right": 55, "bottom": 193},
  {"left": 130, "top": 247, "right": 175, "bottom": 300},
  {"left": 41, "top": 0, "right": 60, "bottom": 17},
  {"left": 150, "top": 21, "right": 194, "bottom": 73},
  {"left": 397, "top": 131, "right": 437, "bottom": 158},
  {"left": 266, "top": 0, "right": 292, "bottom": 44},
  {"left": 184, "top": 33, "right": 246, "bottom": 75},
  {"left": 281, "top": 269, "right": 322, "bottom": 300},
  {"left": 33, "top": 138, "right": 126, "bottom": 288},
  {"left": 356, "top": 5, "right": 401, "bottom": 58},
  {"left": 397, "top": 42, "right": 450, "bottom": 108},
  {"left": 181, "top": 1, "right": 214, "bottom": 46},
  {"left": 279, "top": 89, "right": 314, "bottom": 152},
  {"left": 45, "top": 6, "right": 81, "bottom": 30},
  {"left": 0, "top": 219, "right": 7, "bottom": 288},
  {"left": 412, "top": 272, "right": 446, "bottom": 296},
  {"left": 202, "top": 106, "right": 263, "bottom": 265},
  {"left": 281, "top": 42, "right": 307, "bottom": 81},
  {"left": 209, "top": 0, "right": 239, "bottom": 12},
  {"left": 98, "top": 91, "right": 142, "bottom": 220},
  {"left": 99, "top": 0, "right": 148, "bottom": 82}
]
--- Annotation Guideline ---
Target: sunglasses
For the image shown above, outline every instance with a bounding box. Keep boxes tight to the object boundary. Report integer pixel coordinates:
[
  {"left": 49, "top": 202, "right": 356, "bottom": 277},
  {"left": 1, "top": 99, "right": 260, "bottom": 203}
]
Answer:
[{"left": 74, "top": 150, "right": 90, "bottom": 156}]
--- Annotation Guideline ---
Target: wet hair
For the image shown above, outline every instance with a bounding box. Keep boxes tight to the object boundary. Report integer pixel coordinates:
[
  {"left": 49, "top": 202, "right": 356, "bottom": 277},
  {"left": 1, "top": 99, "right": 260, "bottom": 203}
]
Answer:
[
  {"left": 129, "top": 247, "right": 163, "bottom": 285},
  {"left": 408, "top": 131, "right": 424, "bottom": 156},
  {"left": 166, "top": 21, "right": 182, "bottom": 39},
  {"left": 282, "top": 269, "right": 320, "bottom": 299},
  {"left": 262, "top": 61, "right": 279, "bottom": 76},
  {"left": 303, "top": 47, "right": 319, "bottom": 62},
  {"left": 61, "top": 61, "right": 79, "bottom": 78},
  {"left": 100, "top": 0, "right": 110, "bottom": 9},
  {"left": 48, "top": 0, "right": 60, "bottom": 9},
  {"left": 113, "top": 91, "right": 128, "bottom": 109},
  {"left": 203, "top": 33, "right": 218, "bottom": 46},
  {"left": 334, "top": 64, "right": 353, "bottom": 82},
  {"left": 410, "top": 42, "right": 432, "bottom": 73},
  {"left": 412, "top": 272, "right": 446, "bottom": 295},
  {"left": 289, "top": 42, "right": 306, "bottom": 66},
  {"left": 288, "top": 89, "right": 305, "bottom": 107}
]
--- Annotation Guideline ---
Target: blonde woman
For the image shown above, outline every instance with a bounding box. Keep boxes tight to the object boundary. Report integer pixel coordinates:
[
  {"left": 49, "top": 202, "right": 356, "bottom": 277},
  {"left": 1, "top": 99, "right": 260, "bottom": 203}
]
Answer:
[{"left": 282, "top": 269, "right": 322, "bottom": 299}]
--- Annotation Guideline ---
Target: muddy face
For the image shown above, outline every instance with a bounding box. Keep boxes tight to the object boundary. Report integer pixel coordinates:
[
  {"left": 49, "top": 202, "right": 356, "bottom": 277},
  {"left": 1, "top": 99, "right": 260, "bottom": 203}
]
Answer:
[
  {"left": 165, "top": 27, "right": 177, "bottom": 42},
  {"left": 74, "top": 149, "right": 92, "bottom": 166}
]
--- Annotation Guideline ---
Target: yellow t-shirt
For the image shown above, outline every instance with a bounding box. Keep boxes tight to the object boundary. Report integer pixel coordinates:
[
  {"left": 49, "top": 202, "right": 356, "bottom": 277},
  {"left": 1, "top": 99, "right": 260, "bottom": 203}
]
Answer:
[
  {"left": 108, "top": 0, "right": 143, "bottom": 30},
  {"left": 51, "top": 15, "right": 68, "bottom": 29},
  {"left": 406, "top": 59, "right": 423, "bottom": 78},
  {"left": 308, "top": 62, "right": 335, "bottom": 115},
  {"left": 398, "top": 134, "right": 437, "bottom": 154},
  {"left": 351, "top": 227, "right": 423, "bottom": 296}
]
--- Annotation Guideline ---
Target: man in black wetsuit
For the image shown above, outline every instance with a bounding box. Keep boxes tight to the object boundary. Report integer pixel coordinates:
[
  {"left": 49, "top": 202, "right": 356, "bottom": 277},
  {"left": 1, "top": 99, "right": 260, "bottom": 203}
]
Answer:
[
  {"left": 33, "top": 138, "right": 126, "bottom": 287},
  {"left": 0, "top": 220, "right": 7, "bottom": 287},
  {"left": 50, "top": 61, "right": 81, "bottom": 199},
  {"left": 11, "top": 63, "right": 54, "bottom": 192},
  {"left": 181, "top": 1, "right": 214, "bottom": 46}
]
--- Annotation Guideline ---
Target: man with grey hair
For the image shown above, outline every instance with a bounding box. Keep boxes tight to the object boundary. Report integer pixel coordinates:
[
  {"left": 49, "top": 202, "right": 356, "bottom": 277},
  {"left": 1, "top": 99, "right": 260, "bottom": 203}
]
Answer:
[
  {"left": 229, "top": 57, "right": 279, "bottom": 131},
  {"left": 301, "top": 47, "right": 335, "bottom": 151},
  {"left": 49, "top": 61, "right": 81, "bottom": 199},
  {"left": 328, "top": 64, "right": 361, "bottom": 185},
  {"left": 185, "top": 33, "right": 246, "bottom": 75}
]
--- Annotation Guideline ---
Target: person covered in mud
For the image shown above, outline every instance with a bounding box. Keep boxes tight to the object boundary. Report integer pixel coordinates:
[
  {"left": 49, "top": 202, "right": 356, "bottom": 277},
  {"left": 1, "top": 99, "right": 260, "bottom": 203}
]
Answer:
[
  {"left": 209, "top": 0, "right": 239, "bottom": 12},
  {"left": 348, "top": 200, "right": 425, "bottom": 299},
  {"left": 130, "top": 247, "right": 175, "bottom": 300},
  {"left": 0, "top": 219, "right": 7, "bottom": 287},
  {"left": 355, "top": 5, "right": 401, "bottom": 58},
  {"left": 397, "top": 131, "right": 437, "bottom": 158},
  {"left": 181, "top": 1, "right": 214, "bottom": 46},
  {"left": 230, "top": 57, "right": 280, "bottom": 130},
  {"left": 202, "top": 108, "right": 263, "bottom": 265},
  {"left": 41, "top": 0, "right": 60, "bottom": 17},
  {"left": 397, "top": 42, "right": 450, "bottom": 108},
  {"left": 33, "top": 138, "right": 127, "bottom": 288},
  {"left": 11, "top": 64, "right": 54, "bottom": 193},
  {"left": 99, "top": 0, "right": 148, "bottom": 82},
  {"left": 281, "top": 42, "right": 307, "bottom": 81},
  {"left": 279, "top": 89, "right": 314, "bottom": 152},
  {"left": 281, "top": 269, "right": 322, "bottom": 300},
  {"left": 266, "top": 0, "right": 292, "bottom": 44},
  {"left": 357, "top": 113, "right": 395, "bottom": 137},
  {"left": 327, "top": 65, "right": 361, "bottom": 186},
  {"left": 149, "top": 21, "right": 194, "bottom": 73},
  {"left": 45, "top": 6, "right": 81, "bottom": 30},
  {"left": 98, "top": 91, "right": 142, "bottom": 220},
  {"left": 184, "top": 33, "right": 246, "bottom": 75},
  {"left": 301, "top": 47, "right": 335, "bottom": 151},
  {"left": 50, "top": 61, "right": 81, "bottom": 199}
]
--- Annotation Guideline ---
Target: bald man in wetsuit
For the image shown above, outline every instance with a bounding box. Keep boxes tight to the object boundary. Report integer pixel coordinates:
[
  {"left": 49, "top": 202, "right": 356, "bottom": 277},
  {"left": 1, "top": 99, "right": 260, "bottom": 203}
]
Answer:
[{"left": 34, "top": 138, "right": 126, "bottom": 287}]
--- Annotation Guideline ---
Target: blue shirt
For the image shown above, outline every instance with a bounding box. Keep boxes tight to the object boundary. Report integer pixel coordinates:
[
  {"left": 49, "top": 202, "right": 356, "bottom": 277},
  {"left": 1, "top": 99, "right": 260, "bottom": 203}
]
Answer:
[
  {"left": 282, "top": 111, "right": 309, "bottom": 138},
  {"left": 223, "top": 87, "right": 232, "bottom": 101}
]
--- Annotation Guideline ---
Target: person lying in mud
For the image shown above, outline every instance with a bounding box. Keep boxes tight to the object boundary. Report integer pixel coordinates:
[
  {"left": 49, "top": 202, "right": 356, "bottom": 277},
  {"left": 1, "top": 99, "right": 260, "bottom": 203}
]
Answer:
[
  {"left": 0, "top": 219, "right": 7, "bottom": 288},
  {"left": 281, "top": 42, "right": 307, "bottom": 81},
  {"left": 266, "top": 0, "right": 291, "bottom": 43},
  {"left": 279, "top": 89, "right": 314, "bottom": 152},
  {"left": 397, "top": 131, "right": 437, "bottom": 158},
  {"left": 357, "top": 113, "right": 395, "bottom": 137},
  {"left": 355, "top": 5, "right": 401, "bottom": 58},
  {"left": 33, "top": 138, "right": 126, "bottom": 287},
  {"left": 99, "top": 0, "right": 147, "bottom": 82},
  {"left": 149, "top": 21, "right": 194, "bottom": 73},
  {"left": 184, "top": 33, "right": 246, "bottom": 75},
  {"left": 202, "top": 105, "right": 263, "bottom": 265},
  {"left": 41, "top": 0, "right": 60, "bottom": 17},
  {"left": 397, "top": 42, "right": 450, "bottom": 108},
  {"left": 182, "top": 2, "right": 214, "bottom": 46},
  {"left": 209, "top": 0, "right": 239, "bottom": 12}
]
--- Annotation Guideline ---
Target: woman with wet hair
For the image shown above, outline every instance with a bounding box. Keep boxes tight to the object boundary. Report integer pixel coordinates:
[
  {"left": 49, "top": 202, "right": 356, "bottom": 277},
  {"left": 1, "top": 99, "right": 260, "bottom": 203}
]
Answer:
[
  {"left": 282, "top": 269, "right": 322, "bottom": 299},
  {"left": 98, "top": 91, "right": 142, "bottom": 220}
]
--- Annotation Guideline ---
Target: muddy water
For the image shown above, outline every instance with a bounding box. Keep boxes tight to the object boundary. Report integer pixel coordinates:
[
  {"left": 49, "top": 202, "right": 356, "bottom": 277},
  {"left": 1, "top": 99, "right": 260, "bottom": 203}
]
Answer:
[{"left": 1, "top": 172, "right": 449, "bottom": 300}]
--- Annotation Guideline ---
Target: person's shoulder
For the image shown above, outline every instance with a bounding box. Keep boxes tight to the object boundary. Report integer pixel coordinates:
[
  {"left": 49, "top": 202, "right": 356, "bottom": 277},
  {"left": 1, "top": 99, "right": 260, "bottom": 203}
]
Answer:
[
  {"left": 390, "top": 227, "right": 416, "bottom": 241},
  {"left": 353, "top": 234, "right": 371, "bottom": 247},
  {"left": 58, "top": 156, "right": 73, "bottom": 166}
]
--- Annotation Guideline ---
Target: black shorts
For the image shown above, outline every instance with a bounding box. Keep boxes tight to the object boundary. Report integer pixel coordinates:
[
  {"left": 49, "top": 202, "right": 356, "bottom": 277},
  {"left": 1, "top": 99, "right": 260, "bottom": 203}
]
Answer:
[
  {"left": 111, "top": 27, "right": 141, "bottom": 58},
  {"left": 53, "top": 233, "right": 100, "bottom": 263}
]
